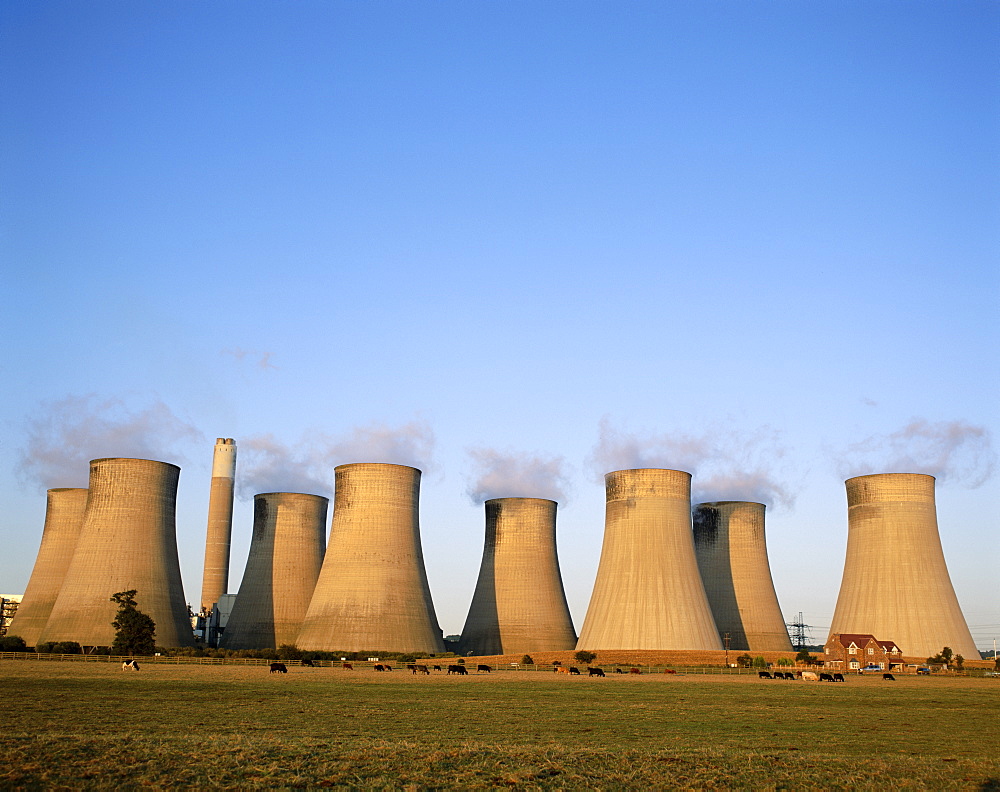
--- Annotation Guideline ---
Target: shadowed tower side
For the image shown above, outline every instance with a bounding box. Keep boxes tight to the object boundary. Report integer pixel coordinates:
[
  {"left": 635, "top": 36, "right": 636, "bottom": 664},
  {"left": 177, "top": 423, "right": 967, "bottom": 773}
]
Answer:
[
  {"left": 577, "top": 469, "right": 722, "bottom": 651},
  {"left": 297, "top": 463, "right": 444, "bottom": 653},
  {"left": 693, "top": 502, "right": 793, "bottom": 652},
  {"left": 220, "top": 492, "right": 328, "bottom": 650},
  {"left": 201, "top": 438, "right": 237, "bottom": 613},
  {"left": 38, "top": 458, "right": 195, "bottom": 648},
  {"left": 460, "top": 498, "right": 577, "bottom": 656},
  {"left": 9, "top": 488, "right": 89, "bottom": 647},
  {"left": 828, "top": 473, "right": 978, "bottom": 659}
]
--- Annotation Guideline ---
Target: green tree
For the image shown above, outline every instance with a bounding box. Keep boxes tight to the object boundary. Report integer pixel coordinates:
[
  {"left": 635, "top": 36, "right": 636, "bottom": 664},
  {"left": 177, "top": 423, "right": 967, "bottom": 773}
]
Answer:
[
  {"left": 752, "top": 656, "right": 767, "bottom": 669},
  {"left": 110, "top": 590, "right": 156, "bottom": 656},
  {"left": 795, "top": 649, "right": 815, "bottom": 665},
  {"left": 575, "top": 650, "right": 597, "bottom": 665},
  {"left": 277, "top": 644, "right": 303, "bottom": 661},
  {"left": 521, "top": 654, "right": 534, "bottom": 666},
  {"left": 954, "top": 654, "right": 964, "bottom": 671},
  {"left": 0, "top": 635, "right": 27, "bottom": 651},
  {"left": 926, "top": 646, "right": 955, "bottom": 668},
  {"left": 736, "top": 653, "right": 753, "bottom": 668}
]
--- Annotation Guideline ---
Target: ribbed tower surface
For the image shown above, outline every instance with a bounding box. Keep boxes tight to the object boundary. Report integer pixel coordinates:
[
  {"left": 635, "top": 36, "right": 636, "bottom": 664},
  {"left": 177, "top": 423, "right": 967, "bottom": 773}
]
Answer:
[
  {"left": 577, "top": 469, "right": 722, "bottom": 650},
  {"left": 10, "top": 488, "right": 89, "bottom": 648},
  {"left": 460, "top": 498, "right": 577, "bottom": 656},
  {"left": 693, "top": 502, "right": 792, "bottom": 652},
  {"left": 201, "top": 437, "right": 237, "bottom": 612},
  {"left": 38, "top": 458, "right": 195, "bottom": 648},
  {"left": 828, "top": 473, "right": 978, "bottom": 659},
  {"left": 220, "top": 492, "right": 328, "bottom": 650},
  {"left": 297, "top": 463, "right": 444, "bottom": 653}
]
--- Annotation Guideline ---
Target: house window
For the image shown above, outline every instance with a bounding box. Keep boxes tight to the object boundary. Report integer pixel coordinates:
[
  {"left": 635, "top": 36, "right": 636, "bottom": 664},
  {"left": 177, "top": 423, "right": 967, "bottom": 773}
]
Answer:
[
  {"left": 868, "top": 648, "right": 874, "bottom": 655},
  {"left": 850, "top": 661, "right": 859, "bottom": 669},
  {"left": 848, "top": 647, "right": 857, "bottom": 654}
]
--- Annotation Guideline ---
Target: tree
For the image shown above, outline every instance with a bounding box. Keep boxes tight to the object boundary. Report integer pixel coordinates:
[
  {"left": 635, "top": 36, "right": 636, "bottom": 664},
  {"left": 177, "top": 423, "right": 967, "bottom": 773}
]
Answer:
[
  {"left": 110, "top": 590, "right": 156, "bottom": 656},
  {"left": 736, "top": 653, "right": 753, "bottom": 668},
  {"left": 0, "top": 635, "right": 27, "bottom": 651},
  {"left": 575, "top": 650, "right": 597, "bottom": 665},
  {"left": 752, "top": 656, "right": 767, "bottom": 669},
  {"left": 926, "top": 646, "right": 955, "bottom": 668},
  {"left": 954, "top": 655, "right": 964, "bottom": 671},
  {"left": 521, "top": 654, "right": 534, "bottom": 666}
]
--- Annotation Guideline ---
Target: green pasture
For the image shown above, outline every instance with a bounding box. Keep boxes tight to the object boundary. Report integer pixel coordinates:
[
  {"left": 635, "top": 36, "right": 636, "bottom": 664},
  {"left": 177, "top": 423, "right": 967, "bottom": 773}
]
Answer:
[{"left": 2, "top": 661, "right": 997, "bottom": 789}]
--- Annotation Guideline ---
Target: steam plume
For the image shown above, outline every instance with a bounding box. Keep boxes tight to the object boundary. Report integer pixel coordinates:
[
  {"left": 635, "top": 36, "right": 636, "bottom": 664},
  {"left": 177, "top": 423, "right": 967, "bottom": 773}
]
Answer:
[
  {"left": 837, "top": 419, "right": 995, "bottom": 486},
  {"left": 588, "top": 417, "right": 793, "bottom": 508},
  {"left": 465, "top": 448, "right": 570, "bottom": 504},
  {"left": 17, "top": 394, "right": 203, "bottom": 490}
]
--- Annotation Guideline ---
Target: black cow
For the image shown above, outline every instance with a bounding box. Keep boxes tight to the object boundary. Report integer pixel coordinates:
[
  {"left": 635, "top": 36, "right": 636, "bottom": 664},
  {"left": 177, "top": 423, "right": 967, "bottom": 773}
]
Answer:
[
  {"left": 269, "top": 662, "right": 287, "bottom": 674},
  {"left": 373, "top": 664, "right": 386, "bottom": 672},
  {"left": 883, "top": 673, "right": 895, "bottom": 681},
  {"left": 588, "top": 667, "right": 605, "bottom": 677},
  {"left": 614, "top": 667, "right": 625, "bottom": 674},
  {"left": 433, "top": 665, "right": 442, "bottom": 671},
  {"left": 342, "top": 662, "right": 353, "bottom": 670},
  {"left": 477, "top": 664, "right": 492, "bottom": 673},
  {"left": 569, "top": 667, "right": 581, "bottom": 675},
  {"left": 820, "top": 673, "right": 835, "bottom": 682},
  {"left": 301, "top": 659, "right": 315, "bottom": 667},
  {"left": 758, "top": 671, "right": 773, "bottom": 679},
  {"left": 413, "top": 664, "right": 430, "bottom": 675},
  {"left": 447, "top": 664, "right": 468, "bottom": 675},
  {"left": 833, "top": 673, "right": 845, "bottom": 682},
  {"left": 406, "top": 664, "right": 417, "bottom": 672}
]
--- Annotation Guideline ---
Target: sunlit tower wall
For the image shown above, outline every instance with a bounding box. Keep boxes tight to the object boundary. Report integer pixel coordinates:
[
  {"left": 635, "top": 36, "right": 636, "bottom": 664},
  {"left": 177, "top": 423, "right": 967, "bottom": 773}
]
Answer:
[
  {"left": 297, "top": 463, "right": 444, "bottom": 653},
  {"left": 200, "top": 437, "right": 237, "bottom": 613},
  {"left": 38, "top": 458, "right": 195, "bottom": 648},
  {"left": 828, "top": 473, "right": 978, "bottom": 659},
  {"left": 459, "top": 498, "right": 577, "bottom": 656},
  {"left": 220, "top": 492, "right": 328, "bottom": 650},
  {"left": 577, "top": 469, "right": 722, "bottom": 650},
  {"left": 693, "top": 501, "right": 793, "bottom": 652},
  {"left": 9, "top": 488, "right": 89, "bottom": 647}
]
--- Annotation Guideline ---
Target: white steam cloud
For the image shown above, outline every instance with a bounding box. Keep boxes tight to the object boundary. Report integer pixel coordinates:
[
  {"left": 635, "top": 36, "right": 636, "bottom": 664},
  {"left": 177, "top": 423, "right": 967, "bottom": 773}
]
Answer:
[
  {"left": 17, "top": 394, "right": 203, "bottom": 490},
  {"left": 836, "top": 419, "right": 995, "bottom": 486},
  {"left": 237, "top": 420, "right": 435, "bottom": 500},
  {"left": 465, "top": 448, "right": 570, "bottom": 504},
  {"left": 588, "top": 417, "right": 794, "bottom": 509}
]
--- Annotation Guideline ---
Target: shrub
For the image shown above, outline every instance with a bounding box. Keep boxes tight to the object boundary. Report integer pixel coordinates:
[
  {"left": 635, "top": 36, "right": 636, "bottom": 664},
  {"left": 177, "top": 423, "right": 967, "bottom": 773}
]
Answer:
[
  {"left": 776, "top": 658, "right": 792, "bottom": 667},
  {"left": 575, "top": 650, "right": 597, "bottom": 665},
  {"left": 521, "top": 654, "right": 534, "bottom": 666},
  {"left": 277, "top": 644, "right": 302, "bottom": 661},
  {"left": 752, "top": 656, "right": 767, "bottom": 669},
  {"left": 0, "top": 635, "right": 27, "bottom": 651},
  {"left": 736, "top": 654, "right": 753, "bottom": 668},
  {"left": 52, "top": 641, "right": 82, "bottom": 654}
]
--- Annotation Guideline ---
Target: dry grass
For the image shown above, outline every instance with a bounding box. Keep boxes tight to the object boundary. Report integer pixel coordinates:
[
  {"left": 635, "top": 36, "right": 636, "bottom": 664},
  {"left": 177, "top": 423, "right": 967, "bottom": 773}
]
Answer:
[{"left": 2, "top": 660, "right": 998, "bottom": 789}]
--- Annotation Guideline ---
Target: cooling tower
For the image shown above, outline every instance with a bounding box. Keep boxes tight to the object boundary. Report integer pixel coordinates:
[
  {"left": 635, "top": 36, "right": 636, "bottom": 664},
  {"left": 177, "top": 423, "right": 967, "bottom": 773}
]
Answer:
[
  {"left": 219, "top": 492, "right": 328, "bottom": 650},
  {"left": 828, "top": 473, "right": 978, "bottom": 659},
  {"left": 459, "top": 498, "right": 577, "bottom": 655},
  {"left": 200, "top": 437, "right": 237, "bottom": 612},
  {"left": 9, "top": 488, "right": 89, "bottom": 647},
  {"left": 297, "top": 463, "right": 444, "bottom": 653},
  {"left": 577, "top": 469, "right": 722, "bottom": 650},
  {"left": 693, "top": 502, "right": 793, "bottom": 652},
  {"left": 38, "top": 458, "right": 195, "bottom": 648}
]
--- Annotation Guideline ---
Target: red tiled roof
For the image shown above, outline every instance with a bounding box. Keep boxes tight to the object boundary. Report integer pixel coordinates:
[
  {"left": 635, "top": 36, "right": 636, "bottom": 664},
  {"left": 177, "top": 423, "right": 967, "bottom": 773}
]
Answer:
[{"left": 829, "top": 633, "right": 877, "bottom": 648}]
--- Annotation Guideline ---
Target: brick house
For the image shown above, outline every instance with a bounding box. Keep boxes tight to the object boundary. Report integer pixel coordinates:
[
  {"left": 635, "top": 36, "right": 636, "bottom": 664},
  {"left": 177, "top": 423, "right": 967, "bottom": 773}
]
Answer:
[{"left": 824, "top": 633, "right": 903, "bottom": 670}]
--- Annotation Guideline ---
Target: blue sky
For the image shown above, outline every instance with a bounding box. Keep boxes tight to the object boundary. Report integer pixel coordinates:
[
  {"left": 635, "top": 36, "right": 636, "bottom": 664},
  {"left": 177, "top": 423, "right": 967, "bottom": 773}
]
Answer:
[{"left": 2, "top": 1, "right": 997, "bottom": 650}]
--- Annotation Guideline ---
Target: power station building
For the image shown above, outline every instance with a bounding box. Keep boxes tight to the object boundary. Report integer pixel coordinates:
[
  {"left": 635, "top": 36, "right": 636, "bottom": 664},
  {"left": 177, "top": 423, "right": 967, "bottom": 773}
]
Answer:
[
  {"left": 577, "top": 469, "right": 722, "bottom": 651},
  {"left": 693, "top": 501, "right": 792, "bottom": 652},
  {"left": 459, "top": 497, "right": 577, "bottom": 656},
  {"left": 828, "top": 473, "right": 978, "bottom": 660},
  {"left": 200, "top": 438, "right": 237, "bottom": 613},
  {"left": 9, "top": 488, "right": 89, "bottom": 647},
  {"left": 220, "top": 492, "right": 328, "bottom": 650},
  {"left": 297, "top": 463, "right": 444, "bottom": 653},
  {"left": 38, "top": 458, "right": 195, "bottom": 648}
]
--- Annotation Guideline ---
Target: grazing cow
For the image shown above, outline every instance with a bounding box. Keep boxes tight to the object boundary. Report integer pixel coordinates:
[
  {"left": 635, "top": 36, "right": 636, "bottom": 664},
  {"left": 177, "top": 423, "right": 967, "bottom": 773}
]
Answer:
[
  {"left": 447, "top": 664, "right": 468, "bottom": 675},
  {"left": 614, "top": 667, "right": 625, "bottom": 674},
  {"left": 664, "top": 669, "right": 677, "bottom": 674},
  {"left": 801, "top": 671, "right": 819, "bottom": 681},
  {"left": 883, "top": 673, "right": 895, "bottom": 681},
  {"left": 569, "top": 667, "right": 581, "bottom": 675},
  {"left": 588, "top": 667, "right": 605, "bottom": 677},
  {"left": 629, "top": 668, "right": 641, "bottom": 675},
  {"left": 373, "top": 664, "right": 386, "bottom": 672},
  {"left": 342, "top": 662, "right": 353, "bottom": 670},
  {"left": 269, "top": 662, "right": 288, "bottom": 674},
  {"left": 784, "top": 672, "right": 797, "bottom": 680},
  {"left": 758, "top": 671, "right": 773, "bottom": 679},
  {"left": 820, "top": 673, "right": 835, "bottom": 682},
  {"left": 433, "top": 665, "right": 442, "bottom": 671},
  {"left": 557, "top": 667, "right": 570, "bottom": 674},
  {"left": 384, "top": 665, "right": 393, "bottom": 671},
  {"left": 301, "top": 659, "right": 315, "bottom": 667},
  {"left": 477, "top": 664, "right": 492, "bottom": 673},
  {"left": 414, "top": 664, "right": 430, "bottom": 675},
  {"left": 121, "top": 660, "right": 140, "bottom": 671},
  {"left": 406, "top": 664, "right": 417, "bottom": 672},
  {"left": 833, "top": 673, "right": 845, "bottom": 682}
]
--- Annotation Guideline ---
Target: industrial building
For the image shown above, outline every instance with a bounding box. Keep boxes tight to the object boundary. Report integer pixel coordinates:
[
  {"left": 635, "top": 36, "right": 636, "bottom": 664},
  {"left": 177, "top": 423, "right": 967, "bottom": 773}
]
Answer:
[
  {"left": 827, "top": 473, "right": 978, "bottom": 659},
  {"left": 460, "top": 497, "right": 577, "bottom": 656},
  {"left": 297, "top": 463, "right": 445, "bottom": 653},
  {"left": 220, "top": 492, "right": 328, "bottom": 650},
  {"left": 9, "top": 488, "right": 89, "bottom": 647},
  {"left": 200, "top": 438, "right": 237, "bottom": 614},
  {"left": 577, "top": 469, "right": 723, "bottom": 650},
  {"left": 693, "top": 501, "right": 793, "bottom": 652},
  {"left": 38, "top": 458, "right": 195, "bottom": 648}
]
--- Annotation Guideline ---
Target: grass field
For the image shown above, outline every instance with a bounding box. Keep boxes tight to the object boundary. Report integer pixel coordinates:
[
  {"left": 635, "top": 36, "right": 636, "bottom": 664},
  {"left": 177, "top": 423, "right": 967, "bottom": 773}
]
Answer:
[{"left": 2, "top": 660, "right": 998, "bottom": 789}]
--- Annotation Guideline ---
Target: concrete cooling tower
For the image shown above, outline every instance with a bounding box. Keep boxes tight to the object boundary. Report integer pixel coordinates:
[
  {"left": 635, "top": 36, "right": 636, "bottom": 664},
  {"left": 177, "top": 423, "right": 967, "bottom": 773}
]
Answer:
[
  {"left": 200, "top": 437, "right": 237, "bottom": 613},
  {"left": 828, "top": 473, "right": 978, "bottom": 659},
  {"left": 9, "top": 488, "right": 89, "bottom": 647},
  {"left": 577, "top": 469, "right": 722, "bottom": 650},
  {"left": 38, "top": 458, "right": 195, "bottom": 648},
  {"left": 693, "top": 502, "right": 793, "bottom": 652},
  {"left": 459, "top": 498, "right": 577, "bottom": 656},
  {"left": 297, "top": 463, "right": 444, "bottom": 653},
  {"left": 220, "top": 492, "right": 328, "bottom": 650}
]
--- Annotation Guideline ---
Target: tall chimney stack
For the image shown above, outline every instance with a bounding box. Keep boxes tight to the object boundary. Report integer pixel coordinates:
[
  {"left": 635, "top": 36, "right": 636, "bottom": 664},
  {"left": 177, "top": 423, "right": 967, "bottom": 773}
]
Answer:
[{"left": 201, "top": 438, "right": 237, "bottom": 613}]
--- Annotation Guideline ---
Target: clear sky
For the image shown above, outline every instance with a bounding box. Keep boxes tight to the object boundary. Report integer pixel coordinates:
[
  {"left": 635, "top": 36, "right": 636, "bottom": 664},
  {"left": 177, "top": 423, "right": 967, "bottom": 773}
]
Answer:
[{"left": 2, "top": 1, "right": 997, "bottom": 651}]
